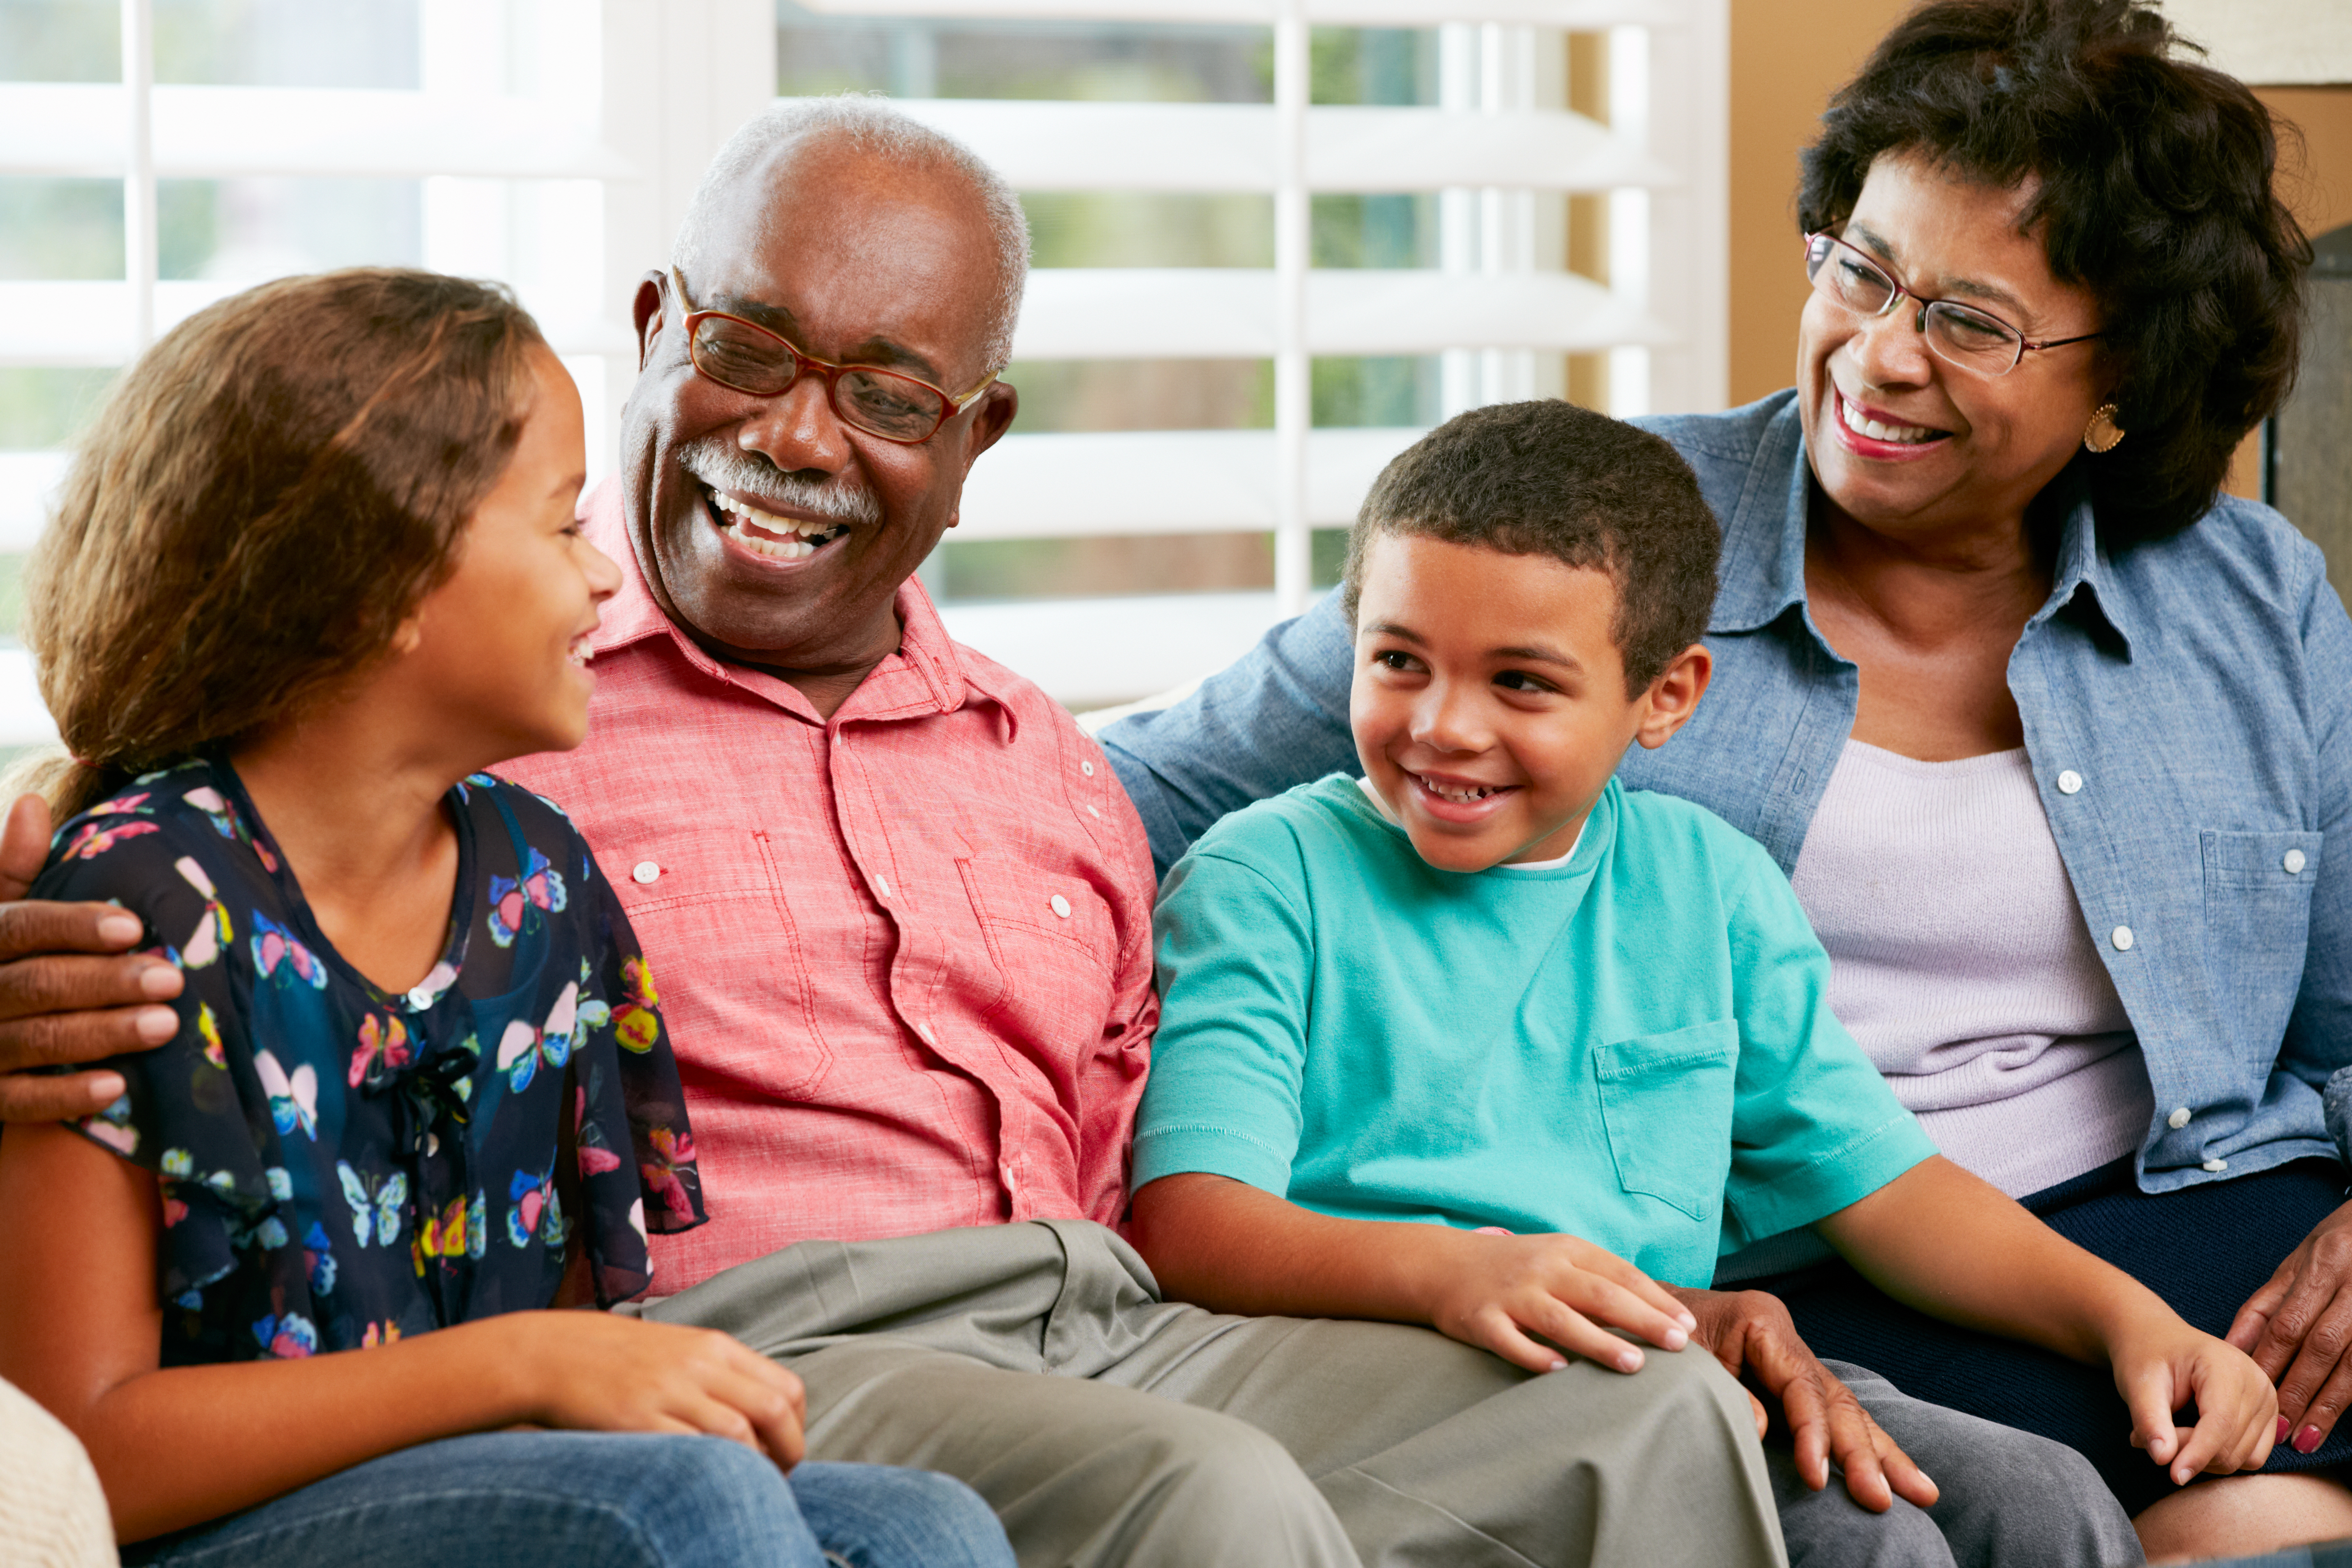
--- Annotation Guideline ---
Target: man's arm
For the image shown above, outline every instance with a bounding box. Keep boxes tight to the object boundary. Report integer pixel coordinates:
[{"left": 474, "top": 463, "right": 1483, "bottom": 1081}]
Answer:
[
  {"left": 1818, "top": 1153, "right": 2278, "bottom": 1485},
  {"left": 1097, "top": 590, "right": 1358, "bottom": 880},
  {"left": 0, "top": 795, "right": 184, "bottom": 1121}
]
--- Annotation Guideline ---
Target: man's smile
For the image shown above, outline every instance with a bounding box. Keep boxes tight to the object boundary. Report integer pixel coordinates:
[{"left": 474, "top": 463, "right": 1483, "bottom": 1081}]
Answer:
[{"left": 702, "top": 484, "right": 850, "bottom": 562}]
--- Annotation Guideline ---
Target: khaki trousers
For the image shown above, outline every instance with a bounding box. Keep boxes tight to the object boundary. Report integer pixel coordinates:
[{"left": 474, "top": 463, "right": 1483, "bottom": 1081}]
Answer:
[{"left": 639, "top": 1220, "right": 1786, "bottom": 1568}]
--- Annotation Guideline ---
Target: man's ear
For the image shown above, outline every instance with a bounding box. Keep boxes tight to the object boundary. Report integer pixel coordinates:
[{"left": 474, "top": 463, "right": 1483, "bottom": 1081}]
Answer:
[
  {"left": 631, "top": 272, "right": 669, "bottom": 370},
  {"left": 1631, "top": 642, "right": 1712, "bottom": 750},
  {"left": 390, "top": 615, "right": 425, "bottom": 657},
  {"left": 958, "top": 380, "right": 1019, "bottom": 475}
]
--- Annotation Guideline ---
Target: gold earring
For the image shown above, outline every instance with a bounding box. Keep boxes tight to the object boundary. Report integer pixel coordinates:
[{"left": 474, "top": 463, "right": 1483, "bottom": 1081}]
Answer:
[{"left": 2082, "top": 403, "right": 2125, "bottom": 454}]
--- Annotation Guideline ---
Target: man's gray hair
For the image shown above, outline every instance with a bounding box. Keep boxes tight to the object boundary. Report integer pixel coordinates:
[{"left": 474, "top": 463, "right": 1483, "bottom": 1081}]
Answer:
[{"left": 674, "top": 94, "right": 1031, "bottom": 375}]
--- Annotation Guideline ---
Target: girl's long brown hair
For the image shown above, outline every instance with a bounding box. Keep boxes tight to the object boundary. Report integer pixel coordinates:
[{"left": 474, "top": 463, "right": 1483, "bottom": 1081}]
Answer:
[{"left": 14, "top": 269, "right": 547, "bottom": 822}]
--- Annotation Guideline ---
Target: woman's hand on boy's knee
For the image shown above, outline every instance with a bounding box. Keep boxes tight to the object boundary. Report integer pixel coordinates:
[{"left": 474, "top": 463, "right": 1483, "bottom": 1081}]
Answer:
[
  {"left": 1428, "top": 1234, "right": 1698, "bottom": 1377},
  {"left": 0, "top": 794, "right": 183, "bottom": 1122},
  {"left": 500, "top": 1312, "right": 807, "bottom": 1470},
  {"left": 1666, "top": 1286, "right": 1939, "bottom": 1514}
]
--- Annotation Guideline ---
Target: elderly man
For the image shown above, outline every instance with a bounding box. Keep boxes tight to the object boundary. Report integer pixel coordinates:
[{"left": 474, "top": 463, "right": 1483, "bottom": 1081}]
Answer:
[{"left": 0, "top": 100, "right": 1798, "bottom": 1568}]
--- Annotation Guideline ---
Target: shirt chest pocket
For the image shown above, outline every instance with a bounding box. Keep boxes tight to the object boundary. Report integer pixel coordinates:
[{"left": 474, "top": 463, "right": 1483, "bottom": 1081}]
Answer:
[
  {"left": 2200, "top": 828, "right": 2326, "bottom": 1044},
  {"left": 609, "top": 829, "right": 831, "bottom": 1098},
  {"left": 1593, "top": 1019, "right": 1740, "bottom": 1222},
  {"left": 957, "top": 857, "right": 1118, "bottom": 1057}
]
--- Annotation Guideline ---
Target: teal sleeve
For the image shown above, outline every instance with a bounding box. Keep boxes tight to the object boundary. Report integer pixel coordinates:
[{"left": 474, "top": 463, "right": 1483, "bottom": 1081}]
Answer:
[
  {"left": 1720, "top": 849, "right": 1937, "bottom": 1249},
  {"left": 1133, "top": 847, "right": 1316, "bottom": 1195}
]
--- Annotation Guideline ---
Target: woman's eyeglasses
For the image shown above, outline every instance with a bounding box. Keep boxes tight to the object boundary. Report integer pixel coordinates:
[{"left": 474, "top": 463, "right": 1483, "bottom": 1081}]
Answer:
[
  {"left": 1802, "top": 232, "right": 2101, "bottom": 378},
  {"left": 669, "top": 269, "right": 998, "bottom": 444}
]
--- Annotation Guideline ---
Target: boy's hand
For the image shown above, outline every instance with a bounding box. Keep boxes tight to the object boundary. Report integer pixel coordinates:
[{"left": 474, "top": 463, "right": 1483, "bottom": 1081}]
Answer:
[
  {"left": 1669, "top": 1286, "right": 1938, "bottom": 1513},
  {"left": 1426, "top": 1233, "right": 1697, "bottom": 1375},
  {"left": 2112, "top": 1311, "right": 2278, "bottom": 1486},
  {"left": 505, "top": 1312, "right": 807, "bottom": 1470}
]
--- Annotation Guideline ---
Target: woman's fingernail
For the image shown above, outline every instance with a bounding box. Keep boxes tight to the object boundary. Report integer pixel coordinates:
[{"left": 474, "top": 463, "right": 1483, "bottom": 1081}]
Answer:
[
  {"left": 135, "top": 1006, "right": 178, "bottom": 1044},
  {"left": 2279, "top": 1416, "right": 2293, "bottom": 1445},
  {"left": 86, "top": 1071, "right": 125, "bottom": 1107},
  {"left": 139, "top": 963, "right": 181, "bottom": 998},
  {"left": 2296, "top": 1425, "right": 2323, "bottom": 1454},
  {"left": 1662, "top": 1327, "right": 1687, "bottom": 1350},
  {"left": 98, "top": 912, "right": 141, "bottom": 945},
  {"left": 1617, "top": 1348, "right": 1643, "bottom": 1373},
  {"left": 1547, "top": 1357, "right": 1567, "bottom": 1372}
]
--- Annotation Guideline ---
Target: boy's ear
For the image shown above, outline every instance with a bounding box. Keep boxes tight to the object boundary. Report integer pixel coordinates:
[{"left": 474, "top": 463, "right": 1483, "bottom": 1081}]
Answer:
[
  {"left": 1631, "top": 642, "right": 1712, "bottom": 750},
  {"left": 389, "top": 615, "right": 425, "bottom": 657}
]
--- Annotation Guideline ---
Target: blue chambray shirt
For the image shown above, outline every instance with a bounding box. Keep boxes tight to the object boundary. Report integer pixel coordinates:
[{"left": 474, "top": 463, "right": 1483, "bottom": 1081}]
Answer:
[{"left": 1102, "top": 390, "right": 2352, "bottom": 1200}]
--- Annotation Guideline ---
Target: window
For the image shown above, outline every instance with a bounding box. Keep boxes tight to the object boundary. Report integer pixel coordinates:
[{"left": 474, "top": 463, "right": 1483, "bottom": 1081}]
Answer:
[{"left": 0, "top": 0, "right": 1725, "bottom": 731}]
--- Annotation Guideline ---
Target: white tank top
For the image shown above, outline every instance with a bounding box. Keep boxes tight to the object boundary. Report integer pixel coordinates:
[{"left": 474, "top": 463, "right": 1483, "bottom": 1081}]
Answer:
[{"left": 1787, "top": 740, "right": 2154, "bottom": 1199}]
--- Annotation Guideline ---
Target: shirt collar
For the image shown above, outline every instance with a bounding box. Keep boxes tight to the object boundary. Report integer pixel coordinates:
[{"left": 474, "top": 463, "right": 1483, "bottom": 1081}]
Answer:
[
  {"left": 1704, "top": 402, "right": 2135, "bottom": 656},
  {"left": 575, "top": 476, "right": 1021, "bottom": 736}
]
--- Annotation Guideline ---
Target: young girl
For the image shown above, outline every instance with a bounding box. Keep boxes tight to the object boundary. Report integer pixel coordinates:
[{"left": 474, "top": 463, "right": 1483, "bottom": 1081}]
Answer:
[{"left": 0, "top": 270, "right": 1015, "bottom": 1568}]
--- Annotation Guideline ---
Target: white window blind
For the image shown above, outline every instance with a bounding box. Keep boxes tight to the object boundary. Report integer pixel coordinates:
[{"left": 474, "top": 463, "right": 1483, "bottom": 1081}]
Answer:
[
  {"left": 0, "top": 0, "right": 1725, "bottom": 724},
  {"left": 793, "top": 0, "right": 1728, "bottom": 707}
]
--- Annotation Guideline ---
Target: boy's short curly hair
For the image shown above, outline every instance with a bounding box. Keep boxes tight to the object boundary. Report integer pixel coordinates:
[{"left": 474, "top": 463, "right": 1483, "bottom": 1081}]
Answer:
[
  {"left": 1341, "top": 401, "right": 1720, "bottom": 694},
  {"left": 1800, "top": 0, "right": 2311, "bottom": 543}
]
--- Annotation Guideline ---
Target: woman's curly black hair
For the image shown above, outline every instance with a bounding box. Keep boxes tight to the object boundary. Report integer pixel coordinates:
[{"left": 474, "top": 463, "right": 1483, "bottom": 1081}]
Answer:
[{"left": 1799, "top": 0, "right": 2312, "bottom": 542}]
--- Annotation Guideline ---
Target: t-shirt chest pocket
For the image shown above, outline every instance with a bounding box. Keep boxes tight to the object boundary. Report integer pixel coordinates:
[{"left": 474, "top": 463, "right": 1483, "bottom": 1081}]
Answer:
[
  {"left": 1593, "top": 1019, "right": 1740, "bottom": 1222},
  {"left": 957, "top": 857, "right": 1117, "bottom": 1052}
]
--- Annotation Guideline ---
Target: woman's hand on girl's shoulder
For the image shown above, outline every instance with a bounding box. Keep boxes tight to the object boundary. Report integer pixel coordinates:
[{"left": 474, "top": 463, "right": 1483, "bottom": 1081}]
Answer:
[
  {"left": 490, "top": 1310, "right": 806, "bottom": 1470},
  {"left": 2111, "top": 1311, "right": 2278, "bottom": 1487}
]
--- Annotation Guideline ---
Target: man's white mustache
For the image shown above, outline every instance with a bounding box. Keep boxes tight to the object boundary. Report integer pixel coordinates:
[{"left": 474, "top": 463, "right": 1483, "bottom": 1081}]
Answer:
[{"left": 677, "top": 438, "right": 882, "bottom": 527}]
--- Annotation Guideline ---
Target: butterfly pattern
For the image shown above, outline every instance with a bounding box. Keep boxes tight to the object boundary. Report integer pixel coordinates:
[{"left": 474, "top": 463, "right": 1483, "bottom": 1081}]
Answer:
[
  {"left": 487, "top": 845, "right": 568, "bottom": 948},
  {"left": 49, "top": 759, "right": 702, "bottom": 1365}
]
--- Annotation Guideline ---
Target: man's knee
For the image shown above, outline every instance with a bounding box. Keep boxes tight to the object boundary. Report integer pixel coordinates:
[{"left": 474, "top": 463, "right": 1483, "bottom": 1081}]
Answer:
[{"left": 1119, "top": 1403, "right": 1325, "bottom": 1517}]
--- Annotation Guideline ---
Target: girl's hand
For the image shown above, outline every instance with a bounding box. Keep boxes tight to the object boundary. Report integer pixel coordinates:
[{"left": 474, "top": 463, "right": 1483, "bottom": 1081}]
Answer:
[
  {"left": 2111, "top": 1312, "right": 2278, "bottom": 1486},
  {"left": 1424, "top": 1232, "right": 1697, "bottom": 1375},
  {"left": 500, "top": 1312, "right": 806, "bottom": 1470}
]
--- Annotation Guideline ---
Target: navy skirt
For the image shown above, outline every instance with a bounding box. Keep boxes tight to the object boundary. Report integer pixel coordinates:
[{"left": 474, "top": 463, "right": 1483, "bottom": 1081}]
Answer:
[{"left": 1756, "top": 1156, "right": 2352, "bottom": 1515}]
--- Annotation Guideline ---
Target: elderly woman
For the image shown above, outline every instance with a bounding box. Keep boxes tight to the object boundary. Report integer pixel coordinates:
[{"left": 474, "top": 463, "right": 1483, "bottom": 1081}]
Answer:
[{"left": 1102, "top": 0, "right": 2333, "bottom": 1555}]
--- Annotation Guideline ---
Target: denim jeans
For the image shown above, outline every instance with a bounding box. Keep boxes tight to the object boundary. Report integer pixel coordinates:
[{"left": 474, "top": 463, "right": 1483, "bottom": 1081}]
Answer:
[{"left": 121, "top": 1431, "right": 1016, "bottom": 1568}]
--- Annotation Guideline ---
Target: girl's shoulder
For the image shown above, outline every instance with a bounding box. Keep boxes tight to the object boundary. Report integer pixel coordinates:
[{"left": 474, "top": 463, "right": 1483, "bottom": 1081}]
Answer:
[
  {"left": 455, "top": 771, "right": 594, "bottom": 865},
  {"left": 37, "top": 760, "right": 279, "bottom": 908}
]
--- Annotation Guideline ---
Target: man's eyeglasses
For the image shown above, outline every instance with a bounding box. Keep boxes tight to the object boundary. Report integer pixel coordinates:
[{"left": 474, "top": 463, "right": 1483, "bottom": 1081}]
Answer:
[
  {"left": 668, "top": 268, "right": 998, "bottom": 444},
  {"left": 1802, "top": 232, "right": 2102, "bottom": 378}
]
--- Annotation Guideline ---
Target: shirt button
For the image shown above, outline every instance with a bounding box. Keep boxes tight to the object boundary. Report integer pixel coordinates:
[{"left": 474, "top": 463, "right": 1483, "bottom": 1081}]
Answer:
[
  {"left": 1081, "top": 760, "right": 1095, "bottom": 777},
  {"left": 2167, "top": 1106, "right": 2192, "bottom": 1130},
  {"left": 2111, "top": 925, "right": 2134, "bottom": 951},
  {"left": 2286, "top": 849, "right": 2308, "bottom": 875},
  {"left": 2057, "top": 769, "right": 2083, "bottom": 795},
  {"left": 914, "top": 1022, "right": 934, "bottom": 1045},
  {"left": 2202, "top": 1157, "right": 2229, "bottom": 1173},
  {"left": 632, "top": 861, "right": 660, "bottom": 885},
  {"left": 874, "top": 874, "right": 892, "bottom": 900},
  {"left": 1050, "top": 894, "right": 1072, "bottom": 918}
]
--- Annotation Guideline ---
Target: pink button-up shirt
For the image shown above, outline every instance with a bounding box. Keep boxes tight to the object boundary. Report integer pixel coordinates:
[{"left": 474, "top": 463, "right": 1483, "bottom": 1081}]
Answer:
[{"left": 503, "top": 482, "right": 1158, "bottom": 1292}]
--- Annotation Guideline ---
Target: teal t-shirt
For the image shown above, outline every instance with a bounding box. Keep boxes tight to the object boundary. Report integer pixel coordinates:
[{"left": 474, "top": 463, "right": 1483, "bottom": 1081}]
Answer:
[{"left": 1135, "top": 773, "right": 1936, "bottom": 1288}]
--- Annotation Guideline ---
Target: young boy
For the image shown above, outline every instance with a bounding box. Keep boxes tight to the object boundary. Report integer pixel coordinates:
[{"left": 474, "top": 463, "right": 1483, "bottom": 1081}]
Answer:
[{"left": 1128, "top": 402, "right": 2274, "bottom": 1566}]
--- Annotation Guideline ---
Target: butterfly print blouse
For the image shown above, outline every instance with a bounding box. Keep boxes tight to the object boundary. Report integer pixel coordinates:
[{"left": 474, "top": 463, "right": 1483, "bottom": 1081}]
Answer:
[{"left": 41, "top": 760, "right": 705, "bottom": 1365}]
